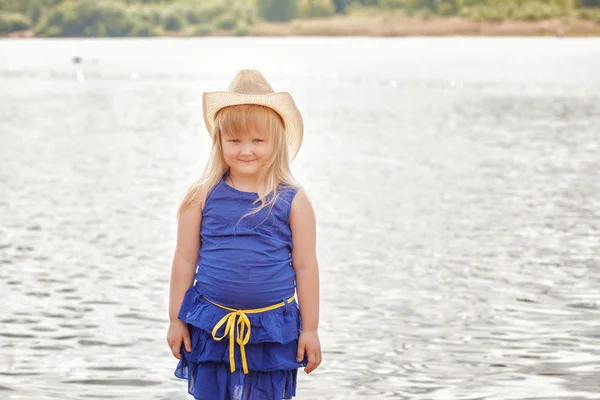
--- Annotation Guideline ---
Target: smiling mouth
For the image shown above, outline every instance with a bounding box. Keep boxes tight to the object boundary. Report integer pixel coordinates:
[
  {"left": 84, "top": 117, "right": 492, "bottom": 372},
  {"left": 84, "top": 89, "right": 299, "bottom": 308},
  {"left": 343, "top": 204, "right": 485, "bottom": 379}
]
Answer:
[{"left": 239, "top": 160, "right": 256, "bottom": 163}]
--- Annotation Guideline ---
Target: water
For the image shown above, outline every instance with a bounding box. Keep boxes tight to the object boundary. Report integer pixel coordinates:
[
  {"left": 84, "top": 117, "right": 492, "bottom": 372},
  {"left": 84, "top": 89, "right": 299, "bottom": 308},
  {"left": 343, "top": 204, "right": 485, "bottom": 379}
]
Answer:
[{"left": 1, "top": 37, "right": 600, "bottom": 399}]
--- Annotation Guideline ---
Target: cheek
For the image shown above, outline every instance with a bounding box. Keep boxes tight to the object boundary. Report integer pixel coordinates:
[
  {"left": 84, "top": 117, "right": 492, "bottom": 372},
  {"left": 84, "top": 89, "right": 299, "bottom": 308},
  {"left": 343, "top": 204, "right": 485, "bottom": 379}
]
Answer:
[
  {"left": 262, "top": 147, "right": 273, "bottom": 161},
  {"left": 221, "top": 145, "right": 236, "bottom": 158},
  {"left": 257, "top": 144, "right": 270, "bottom": 156}
]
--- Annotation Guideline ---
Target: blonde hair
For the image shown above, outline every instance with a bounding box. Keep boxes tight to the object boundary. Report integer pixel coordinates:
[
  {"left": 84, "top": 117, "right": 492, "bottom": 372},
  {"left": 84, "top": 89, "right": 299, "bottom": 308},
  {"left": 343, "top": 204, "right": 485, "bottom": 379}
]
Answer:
[{"left": 177, "top": 104, "right": 298, "bottom": 218}]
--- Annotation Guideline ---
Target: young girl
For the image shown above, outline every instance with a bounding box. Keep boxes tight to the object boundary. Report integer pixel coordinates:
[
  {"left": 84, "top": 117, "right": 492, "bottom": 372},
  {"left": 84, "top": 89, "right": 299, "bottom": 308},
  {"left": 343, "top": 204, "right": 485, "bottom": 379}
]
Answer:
[{"left": 166, "top": 69, "right": 321, "bottom": 400}]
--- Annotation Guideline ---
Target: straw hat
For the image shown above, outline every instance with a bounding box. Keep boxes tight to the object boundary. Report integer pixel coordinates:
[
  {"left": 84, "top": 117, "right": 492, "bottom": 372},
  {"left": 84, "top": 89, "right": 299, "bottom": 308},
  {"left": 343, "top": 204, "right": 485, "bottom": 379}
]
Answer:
[{"left": 202, "top": 69, "right": 304, "bottom": 161}]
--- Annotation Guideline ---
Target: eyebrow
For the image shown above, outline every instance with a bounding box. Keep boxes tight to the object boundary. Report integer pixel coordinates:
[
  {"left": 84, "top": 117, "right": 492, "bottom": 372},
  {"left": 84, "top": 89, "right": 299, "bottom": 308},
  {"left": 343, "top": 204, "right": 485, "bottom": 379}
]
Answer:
[{"left": 224, "top": 135, "right": 267, "bottom": 140}]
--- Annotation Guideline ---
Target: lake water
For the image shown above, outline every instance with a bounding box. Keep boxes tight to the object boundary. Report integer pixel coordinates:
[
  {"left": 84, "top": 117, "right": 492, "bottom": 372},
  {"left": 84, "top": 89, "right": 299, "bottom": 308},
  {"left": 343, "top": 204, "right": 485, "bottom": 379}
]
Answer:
[{"left": 1, "top": 37, "right": 600, "bottom": 400}]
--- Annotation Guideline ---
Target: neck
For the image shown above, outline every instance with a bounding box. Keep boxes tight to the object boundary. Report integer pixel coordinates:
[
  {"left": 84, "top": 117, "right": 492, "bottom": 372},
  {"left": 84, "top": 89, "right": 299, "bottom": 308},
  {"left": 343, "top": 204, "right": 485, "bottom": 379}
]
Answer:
[{"left": 228, "top": 170, "right": 260, "bottom": 192}]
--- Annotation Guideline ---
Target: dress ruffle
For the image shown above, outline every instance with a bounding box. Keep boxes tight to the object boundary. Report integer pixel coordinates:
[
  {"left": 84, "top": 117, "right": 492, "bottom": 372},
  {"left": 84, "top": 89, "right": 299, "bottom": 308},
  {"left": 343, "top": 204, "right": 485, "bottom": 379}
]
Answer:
[
  {"left": 174, "top": 286, "right": 307, "bottom": 400},
  {"left": 178, "top": 286, "right": 302, "bottom": 345},
  {"left": 175, "top": 361, "right": 299, "bottom": 400}
]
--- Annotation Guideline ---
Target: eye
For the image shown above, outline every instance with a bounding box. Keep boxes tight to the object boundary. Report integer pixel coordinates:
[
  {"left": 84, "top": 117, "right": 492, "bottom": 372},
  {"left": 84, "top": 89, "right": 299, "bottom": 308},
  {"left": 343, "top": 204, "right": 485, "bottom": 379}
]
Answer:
[
  {"left": 253, "top": 139, "right": 264, "bottom": 143},
  {"left": 229, "top": 139, "right": 240, "bottom": 143}
]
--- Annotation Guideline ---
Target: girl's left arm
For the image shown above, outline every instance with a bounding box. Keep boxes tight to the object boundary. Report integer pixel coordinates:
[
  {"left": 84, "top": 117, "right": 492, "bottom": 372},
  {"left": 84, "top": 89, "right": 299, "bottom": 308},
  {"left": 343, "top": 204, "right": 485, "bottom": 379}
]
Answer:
[{"left": 290, "top": 188, "right": 321, "bottom": 374}]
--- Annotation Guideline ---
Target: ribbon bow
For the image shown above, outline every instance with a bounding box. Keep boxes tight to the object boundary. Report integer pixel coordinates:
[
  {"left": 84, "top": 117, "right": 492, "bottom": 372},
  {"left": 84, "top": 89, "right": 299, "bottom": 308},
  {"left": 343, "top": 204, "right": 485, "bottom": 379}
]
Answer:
[
  {"left": 211, "top": 310, "right": 252, "bottom": 374},
  {"left": 206, "top": 296, "right": 296, "bottom": 374}
]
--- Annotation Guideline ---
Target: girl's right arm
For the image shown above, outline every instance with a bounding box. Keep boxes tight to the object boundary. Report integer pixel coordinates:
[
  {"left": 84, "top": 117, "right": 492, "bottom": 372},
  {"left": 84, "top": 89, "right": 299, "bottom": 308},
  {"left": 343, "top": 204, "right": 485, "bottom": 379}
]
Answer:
[{"left": 166, "top": 206, "right": 202, "bottom": 359}]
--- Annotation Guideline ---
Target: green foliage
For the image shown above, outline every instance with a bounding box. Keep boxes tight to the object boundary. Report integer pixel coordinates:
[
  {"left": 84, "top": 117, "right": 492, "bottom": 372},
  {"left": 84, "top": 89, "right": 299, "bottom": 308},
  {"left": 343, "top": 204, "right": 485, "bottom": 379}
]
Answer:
[
  {"left": 512, "top": 2, "right": 562, "bottom": 20},
  {"left": 216, "top": 13, "right": 237, "bottom": 29},
  {"left": 239, "top": 3, "right": 258, "bottom": 24},
  {"left": 413, "top": 0, "right": 439, "bottom": 11},
  {"left": 579, "top": 7, "right": 600, "bottom": 22},
  {"left": 380, "top": 0, "right": 405, "bottom": 9},
  {"left": 0, "top": 0, "right": 60, "bottom": 16},
  {"left": 35, "top": 1, "right": 156, "bottom": 37},
  {"left": 455, "top": 0, "right": 482, "bottom": 8},
  {"left": 438, "top": 1, "right": 458, "bottom": 15},
  {"left": 459, "top": 1, "right": 563, "bottom": 21},
  {"left": 20, "top": 0, "right": 254, "bottom": 37},
  {"left": 346, "top": 2, "right": 384, "bottom": 16},
  {"left": 581, "top": 0, "right": 600, "bottom": 7},
  {"left": 41, "top": 24, "right": 61, "bottom": 36},
  {"left": 235, "top": 20, "right": 250, "bottom": 35},
  {"left": 167, "top": 1, "right": 256, "bottom": 26},
  {"left": 0, "top": 12, "right": 31, "bottom": 33},
  {"left": 129, "top": 7, "right": 164, "bottom": 25},
  {"left": 24, "top": 0, "right": 47, "bottom": 24},
  {"left": 356, "top": 0, "right": 380, "bottom": 5},
  {"left": 332, "top": 0, "right": 352, "bottom": 13},
  {"left": 131, "top": 20, "right": 161, "bottom": 36},
  {"left": 459, "top": 4, "right": 506, "bottom": 21},
  {"left": 162, "top": 8, "right": 186, "bottom": 30},
  {"left": 6, "top": 0, "right": 600, "bottom": 37},
  {"left": 299, "top": 0, "right": 335, "bottom": 17},
  {"left": 356, "top": 0, "right": 459, "bottom": 13},
  {"left": 192, "top": 23, "right": 214, "bottom": 35},
  {"left": 256, "top": 0, "right": 298, "bottom": 21},
  {"left": 228, "top": 2, "right": 257, "bottom": 25},
  {"left": 170, "top": 2, "right": 227, "bottom": 25},
  {"left": 0, "top": 0, "right": 32, "bottom": 13}
]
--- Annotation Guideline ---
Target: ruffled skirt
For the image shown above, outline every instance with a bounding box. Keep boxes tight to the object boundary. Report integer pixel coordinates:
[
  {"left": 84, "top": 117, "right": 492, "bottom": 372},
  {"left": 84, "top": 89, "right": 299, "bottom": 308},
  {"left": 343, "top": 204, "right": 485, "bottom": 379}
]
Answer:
[{"left": 174, "top": 285, "right": 307, "bottom": 400}]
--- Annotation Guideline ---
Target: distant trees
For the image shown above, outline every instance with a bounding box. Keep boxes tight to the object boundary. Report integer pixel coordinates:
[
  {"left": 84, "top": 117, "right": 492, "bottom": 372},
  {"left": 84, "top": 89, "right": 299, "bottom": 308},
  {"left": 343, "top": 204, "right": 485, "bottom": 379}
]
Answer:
[
  {"left": 0, "top": 12, "right": 31, "bottom": 34},
  {"left": 299, "top": 0, "right": 335, "bottom": 17},
  {"left": 333, "top": 0, "right": 352, "bottom": 13},
  {"left": 256, "top": 0, "right": 299, "bottom": 21},
  {"left": 32, "top": 1, "right": 160, "bottom": 37},
  {"left": 0, "top": 0, "right": 599, "bottom": 37},
  {"left": 0, "top": 0, "right": 258, "bottom": 36}
]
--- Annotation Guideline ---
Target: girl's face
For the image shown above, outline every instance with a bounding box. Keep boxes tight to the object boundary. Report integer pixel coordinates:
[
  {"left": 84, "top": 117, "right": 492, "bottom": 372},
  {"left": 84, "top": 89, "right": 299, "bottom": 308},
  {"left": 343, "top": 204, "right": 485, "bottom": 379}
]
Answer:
[{"left": 221, "top": 128, "right": 271, "bottom": 177}]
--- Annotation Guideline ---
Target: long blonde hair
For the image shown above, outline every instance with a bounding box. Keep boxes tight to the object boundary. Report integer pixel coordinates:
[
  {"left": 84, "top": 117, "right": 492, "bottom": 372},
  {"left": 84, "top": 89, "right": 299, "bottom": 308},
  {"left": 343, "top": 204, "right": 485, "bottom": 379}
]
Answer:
[{"left": 177, "top": 104, "right": 298, "bottom": 218}]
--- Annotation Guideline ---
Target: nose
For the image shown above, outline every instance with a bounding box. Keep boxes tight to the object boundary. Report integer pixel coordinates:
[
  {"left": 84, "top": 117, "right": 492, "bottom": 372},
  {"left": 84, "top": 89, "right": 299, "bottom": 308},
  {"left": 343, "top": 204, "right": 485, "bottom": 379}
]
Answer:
[{"left": 240, "top": 143, "right": 253, "bottom": 155}]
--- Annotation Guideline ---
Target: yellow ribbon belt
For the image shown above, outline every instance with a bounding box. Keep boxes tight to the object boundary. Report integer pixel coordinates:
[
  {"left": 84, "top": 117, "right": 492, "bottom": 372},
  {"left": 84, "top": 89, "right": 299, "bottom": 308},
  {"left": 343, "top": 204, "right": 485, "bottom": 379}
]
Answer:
[{"left": 206, "top": 296, "right": 296, "bottom": 374}]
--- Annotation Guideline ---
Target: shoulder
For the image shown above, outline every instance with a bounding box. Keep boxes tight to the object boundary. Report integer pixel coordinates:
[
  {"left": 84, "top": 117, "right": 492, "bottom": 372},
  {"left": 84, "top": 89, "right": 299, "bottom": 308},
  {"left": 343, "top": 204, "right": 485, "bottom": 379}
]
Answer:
[
  {"left": 175, "top": 204, "right": 202, "bottom": 259},
  {"left": 289, "top": 187, "right": 315, "bottom": 223},
  {"left": 178, "top": 204, "right": 203, "bottom": 229},
  {"left": 273, "top": 181, "right": 302, "bottom": 215},
  {"left": 289, "top": 188, "right": 316, "bottom": 251}
]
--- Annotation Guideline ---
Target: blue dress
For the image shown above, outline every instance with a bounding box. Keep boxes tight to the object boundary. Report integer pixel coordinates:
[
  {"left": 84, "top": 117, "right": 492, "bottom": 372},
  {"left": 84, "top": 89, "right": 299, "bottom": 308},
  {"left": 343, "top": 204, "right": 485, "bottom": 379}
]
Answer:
[{"left": 174, "top": 172, "right": 307, "bottom": 400}]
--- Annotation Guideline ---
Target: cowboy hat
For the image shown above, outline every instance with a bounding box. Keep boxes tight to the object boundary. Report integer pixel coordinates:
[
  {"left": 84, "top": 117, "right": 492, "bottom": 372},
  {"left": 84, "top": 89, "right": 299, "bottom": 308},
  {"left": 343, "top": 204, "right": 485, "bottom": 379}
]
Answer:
[{"left": 202, "top": 69, "right": 304, "bottom": 161}]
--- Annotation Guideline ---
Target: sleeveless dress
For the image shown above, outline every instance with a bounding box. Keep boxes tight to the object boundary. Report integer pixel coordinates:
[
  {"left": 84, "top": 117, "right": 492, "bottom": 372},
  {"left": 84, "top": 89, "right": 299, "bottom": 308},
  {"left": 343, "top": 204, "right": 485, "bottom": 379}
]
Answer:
[{"left": 174, "top": 172, "right": 308, "bottom": 400}]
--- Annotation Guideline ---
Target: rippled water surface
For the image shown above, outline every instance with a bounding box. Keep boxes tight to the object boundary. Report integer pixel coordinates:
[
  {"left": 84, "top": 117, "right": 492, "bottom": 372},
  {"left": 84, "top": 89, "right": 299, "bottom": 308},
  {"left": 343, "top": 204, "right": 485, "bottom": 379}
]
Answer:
[{"left": 1, "top": 37, "right": 600, "bottom": 399}]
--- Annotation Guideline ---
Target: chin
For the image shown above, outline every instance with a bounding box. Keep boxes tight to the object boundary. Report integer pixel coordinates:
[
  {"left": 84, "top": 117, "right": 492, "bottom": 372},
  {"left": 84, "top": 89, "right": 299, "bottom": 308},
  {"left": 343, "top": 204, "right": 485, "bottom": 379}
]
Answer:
[{"left": 232, "top": 164, "right": 260, "bottom": 175}]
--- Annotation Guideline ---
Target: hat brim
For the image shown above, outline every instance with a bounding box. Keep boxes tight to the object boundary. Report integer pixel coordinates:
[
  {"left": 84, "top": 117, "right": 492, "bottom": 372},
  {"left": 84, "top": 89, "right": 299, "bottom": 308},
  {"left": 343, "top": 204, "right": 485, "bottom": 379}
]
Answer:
[{"left": 202, "top": 91, "right": 304, "bottom": 162}]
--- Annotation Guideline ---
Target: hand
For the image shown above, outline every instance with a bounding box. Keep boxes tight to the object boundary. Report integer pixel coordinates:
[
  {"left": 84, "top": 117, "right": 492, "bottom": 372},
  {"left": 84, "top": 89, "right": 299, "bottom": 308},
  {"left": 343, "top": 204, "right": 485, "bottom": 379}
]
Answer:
[
  {"left": 297, "top": 330, "right": 321, "bottom": 374},
  {"left": 166, "top": 319, "right": 191, "bottom": 360}
]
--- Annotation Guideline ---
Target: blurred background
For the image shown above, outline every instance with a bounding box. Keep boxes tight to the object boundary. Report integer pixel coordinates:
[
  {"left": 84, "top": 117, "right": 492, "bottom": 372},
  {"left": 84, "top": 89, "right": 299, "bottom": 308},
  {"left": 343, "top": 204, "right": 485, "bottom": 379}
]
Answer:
[
  {"left": 1, "top": 1, "right": 600, "bottom": 400},
  {"left": 1, "top": 0, "right": 600, "bottom": 37}
]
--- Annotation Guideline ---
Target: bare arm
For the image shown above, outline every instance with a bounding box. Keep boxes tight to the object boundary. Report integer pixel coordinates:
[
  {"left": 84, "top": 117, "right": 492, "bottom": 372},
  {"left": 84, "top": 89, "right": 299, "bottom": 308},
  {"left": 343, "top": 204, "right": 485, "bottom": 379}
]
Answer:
[
  {"left": 290, "top": 189, "right": 320, "bottom": 331},
  {"left": 168, "top": 206, "right": 202, "bottom": 321},
  {"left": 290, "top": 189, "right": 321, "bottom": 373}
]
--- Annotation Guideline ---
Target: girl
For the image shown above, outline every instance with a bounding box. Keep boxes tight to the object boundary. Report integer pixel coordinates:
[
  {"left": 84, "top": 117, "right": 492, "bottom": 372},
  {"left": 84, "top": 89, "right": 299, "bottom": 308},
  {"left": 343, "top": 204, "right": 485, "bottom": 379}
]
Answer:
[{"left": 166, "top": 70, "right": 321, "bottom": 400}]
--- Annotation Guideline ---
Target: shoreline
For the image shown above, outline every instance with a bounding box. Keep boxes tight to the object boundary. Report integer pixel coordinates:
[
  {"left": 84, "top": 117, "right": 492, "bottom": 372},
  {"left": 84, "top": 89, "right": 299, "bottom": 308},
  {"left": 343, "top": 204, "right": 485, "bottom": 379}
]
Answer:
[
  {"left": 249, "top": 16, "right": 600, "bottom": 37},
  {"left": 6, "top": 16, "right": 600, "bottom": 38}
]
